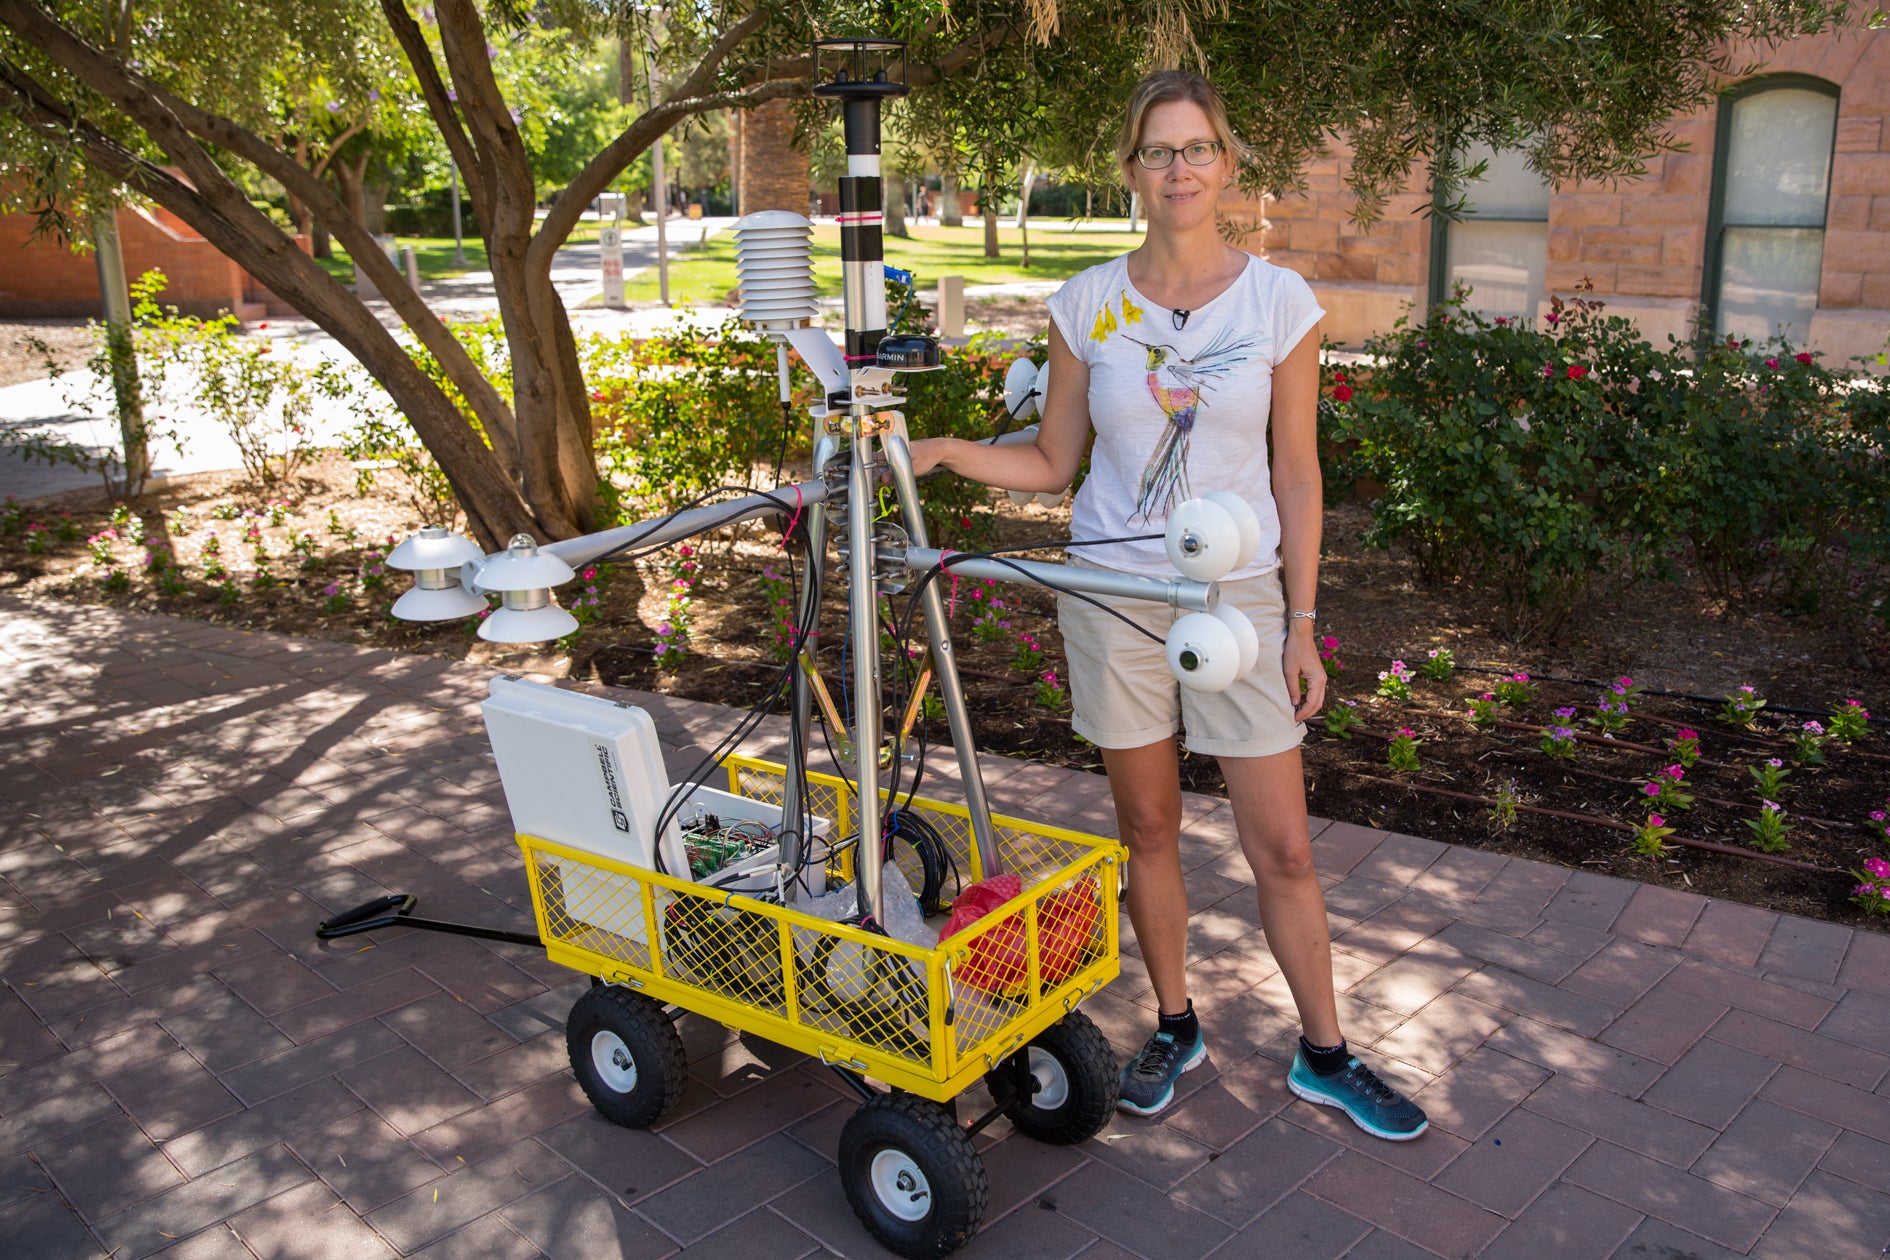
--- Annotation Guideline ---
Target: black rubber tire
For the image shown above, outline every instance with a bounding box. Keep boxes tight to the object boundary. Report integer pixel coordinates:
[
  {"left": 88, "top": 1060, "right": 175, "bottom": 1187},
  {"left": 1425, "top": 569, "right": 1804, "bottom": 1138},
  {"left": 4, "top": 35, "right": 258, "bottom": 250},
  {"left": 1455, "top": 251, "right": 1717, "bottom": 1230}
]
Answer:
[
  {"left": 565, "top": 983, "right": 688, "bottom": 1129},
  {"left": 838, "top": 1093, "right": 988, "bottom": 1259},
  {"left": 989, "top": 1010, "right": 1119, "bottom": 1145}
]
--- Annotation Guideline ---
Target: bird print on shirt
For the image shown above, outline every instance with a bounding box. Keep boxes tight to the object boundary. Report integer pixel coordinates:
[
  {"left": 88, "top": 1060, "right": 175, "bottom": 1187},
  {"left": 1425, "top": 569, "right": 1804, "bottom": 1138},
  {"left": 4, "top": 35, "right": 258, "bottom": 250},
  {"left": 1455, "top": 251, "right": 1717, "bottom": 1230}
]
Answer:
[{"left": 1127, "top": 330, "right": 1258, "bottom": 521}]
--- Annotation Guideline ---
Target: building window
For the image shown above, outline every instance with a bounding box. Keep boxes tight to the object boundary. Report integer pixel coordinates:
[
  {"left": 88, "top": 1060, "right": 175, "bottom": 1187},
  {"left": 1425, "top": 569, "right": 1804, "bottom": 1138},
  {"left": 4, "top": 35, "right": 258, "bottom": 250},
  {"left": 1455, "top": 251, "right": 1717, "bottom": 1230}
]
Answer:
[
  {"left": 1430, "top": 144, "right": 1551, "bottom": 323},
  {"left": 1705, "top": 77, "right": 1839, "bottom": 346}
]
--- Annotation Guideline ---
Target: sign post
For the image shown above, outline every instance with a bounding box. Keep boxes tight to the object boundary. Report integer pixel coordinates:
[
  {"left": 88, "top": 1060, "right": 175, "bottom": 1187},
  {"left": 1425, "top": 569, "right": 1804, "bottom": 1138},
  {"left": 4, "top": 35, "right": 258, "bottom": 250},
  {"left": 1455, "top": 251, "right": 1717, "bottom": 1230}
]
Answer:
[{"left": 600, "top": 226, "right": 625, "bottom": 308}]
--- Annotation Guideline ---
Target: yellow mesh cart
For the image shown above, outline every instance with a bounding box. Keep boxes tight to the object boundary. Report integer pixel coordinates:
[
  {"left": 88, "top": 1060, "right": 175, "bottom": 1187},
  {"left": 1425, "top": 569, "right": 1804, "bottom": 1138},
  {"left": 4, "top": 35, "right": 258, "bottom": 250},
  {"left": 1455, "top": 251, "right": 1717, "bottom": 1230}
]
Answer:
[{"left": 531, "top": 755, "right": 1127, "bottom": 1259}]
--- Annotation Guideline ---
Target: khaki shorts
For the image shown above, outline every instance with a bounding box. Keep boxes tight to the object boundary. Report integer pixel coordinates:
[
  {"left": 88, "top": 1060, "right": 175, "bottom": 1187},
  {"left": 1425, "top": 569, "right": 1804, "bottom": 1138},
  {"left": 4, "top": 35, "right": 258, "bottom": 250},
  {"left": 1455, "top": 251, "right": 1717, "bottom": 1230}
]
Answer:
[{"left": 1056, "top": 556, "right": 1305, "bottom": 758}]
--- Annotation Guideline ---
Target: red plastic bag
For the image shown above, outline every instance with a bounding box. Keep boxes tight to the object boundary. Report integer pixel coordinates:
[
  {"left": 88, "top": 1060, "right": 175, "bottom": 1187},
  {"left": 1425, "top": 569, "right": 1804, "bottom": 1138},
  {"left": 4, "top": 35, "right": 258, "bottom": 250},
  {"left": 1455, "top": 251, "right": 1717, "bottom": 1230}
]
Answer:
[{"left": 942, "top": 874, "right": 1100, "bottom": 997}]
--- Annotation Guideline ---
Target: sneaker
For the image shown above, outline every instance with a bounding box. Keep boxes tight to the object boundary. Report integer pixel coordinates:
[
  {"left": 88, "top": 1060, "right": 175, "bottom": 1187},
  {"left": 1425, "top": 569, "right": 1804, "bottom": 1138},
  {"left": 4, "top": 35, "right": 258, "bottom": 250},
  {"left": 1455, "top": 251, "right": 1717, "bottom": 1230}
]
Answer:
[
  {"left": 1116, "top": 1028, "right": 1207, "bottom": 1116},
  {"left": 1287, "top": 1049, "right": 1429, "bottom": 1141}
]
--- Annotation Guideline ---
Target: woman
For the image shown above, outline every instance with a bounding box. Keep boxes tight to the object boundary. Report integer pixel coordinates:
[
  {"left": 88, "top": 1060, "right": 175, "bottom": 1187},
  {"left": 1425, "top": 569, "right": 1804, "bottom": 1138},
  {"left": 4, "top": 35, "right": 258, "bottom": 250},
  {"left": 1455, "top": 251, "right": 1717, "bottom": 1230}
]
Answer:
[{"left": 908, "top": 71, "right": 1426, "bottom": 1141}]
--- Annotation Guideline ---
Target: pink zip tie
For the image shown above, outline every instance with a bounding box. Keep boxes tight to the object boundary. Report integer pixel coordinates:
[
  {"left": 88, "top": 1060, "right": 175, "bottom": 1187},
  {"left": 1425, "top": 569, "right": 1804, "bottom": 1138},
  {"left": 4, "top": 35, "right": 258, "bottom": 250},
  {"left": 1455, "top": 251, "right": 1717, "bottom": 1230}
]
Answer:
[
  {"left": 940, "top": 550, "right": 961, "bottom": 617},
  {"left": 780, "top": 483, "right": 804, "bottom": 552}
]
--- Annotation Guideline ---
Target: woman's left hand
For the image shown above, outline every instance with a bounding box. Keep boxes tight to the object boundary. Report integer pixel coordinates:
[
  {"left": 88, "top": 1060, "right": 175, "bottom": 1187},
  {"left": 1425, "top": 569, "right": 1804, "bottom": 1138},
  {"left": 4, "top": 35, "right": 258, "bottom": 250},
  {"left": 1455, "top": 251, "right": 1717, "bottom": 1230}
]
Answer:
[{"left": 1284, "top": 629, "right": 1327, "bottom": 723}]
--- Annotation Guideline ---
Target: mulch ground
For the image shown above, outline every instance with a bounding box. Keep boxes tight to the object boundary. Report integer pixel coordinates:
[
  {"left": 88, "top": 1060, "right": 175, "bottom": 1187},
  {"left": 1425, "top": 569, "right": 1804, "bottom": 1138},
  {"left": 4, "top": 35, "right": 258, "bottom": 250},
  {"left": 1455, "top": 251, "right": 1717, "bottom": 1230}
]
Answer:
[{"left": 3, "top": 455, "right": 1886, "bottom": 931}]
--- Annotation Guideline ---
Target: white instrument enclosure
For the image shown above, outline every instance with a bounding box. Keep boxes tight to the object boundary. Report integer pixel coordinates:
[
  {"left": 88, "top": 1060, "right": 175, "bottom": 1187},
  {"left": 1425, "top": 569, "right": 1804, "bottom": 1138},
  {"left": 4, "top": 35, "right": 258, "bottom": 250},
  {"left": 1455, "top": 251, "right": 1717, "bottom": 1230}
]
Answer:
[
  {"left": 671, "top": 783, "right": 833, "bottom": 897},
  {"left": 481, "top": 677, "right": 689, "bottom": 940}
]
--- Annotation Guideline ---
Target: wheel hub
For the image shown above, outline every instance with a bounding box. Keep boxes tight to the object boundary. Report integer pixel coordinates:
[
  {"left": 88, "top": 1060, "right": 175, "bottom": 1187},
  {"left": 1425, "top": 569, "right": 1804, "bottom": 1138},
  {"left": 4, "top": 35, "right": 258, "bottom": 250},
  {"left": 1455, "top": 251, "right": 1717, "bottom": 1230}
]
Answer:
[
  {"left": 869, "top": 1148, "right": 932, "bottom": 1222},
  {"left": 1025, "top": 1045, "right": 1070, "bottom": 1110},
  {"left": 590, "top": 1029, "right": 638, "bottom": 1093}
]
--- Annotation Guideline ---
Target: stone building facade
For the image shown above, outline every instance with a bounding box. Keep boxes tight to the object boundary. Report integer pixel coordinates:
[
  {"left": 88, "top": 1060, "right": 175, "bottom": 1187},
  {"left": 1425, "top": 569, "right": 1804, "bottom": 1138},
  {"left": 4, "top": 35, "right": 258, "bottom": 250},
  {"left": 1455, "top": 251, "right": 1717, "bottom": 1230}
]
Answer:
[{"left": 1230, "top": 21, "right": 1889, "bottom": 365}]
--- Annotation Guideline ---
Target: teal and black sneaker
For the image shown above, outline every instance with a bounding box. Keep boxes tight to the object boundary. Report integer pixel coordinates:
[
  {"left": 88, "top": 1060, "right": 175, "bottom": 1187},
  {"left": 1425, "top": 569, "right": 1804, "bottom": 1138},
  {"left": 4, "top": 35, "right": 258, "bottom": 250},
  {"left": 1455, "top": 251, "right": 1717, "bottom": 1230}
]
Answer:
[
  {"left": 1116, "top": 1028, "right": 1207, "bottom": 1117},
  {"left": 1287, "top": 1049, "right": 1429, "bottom": 1141}
]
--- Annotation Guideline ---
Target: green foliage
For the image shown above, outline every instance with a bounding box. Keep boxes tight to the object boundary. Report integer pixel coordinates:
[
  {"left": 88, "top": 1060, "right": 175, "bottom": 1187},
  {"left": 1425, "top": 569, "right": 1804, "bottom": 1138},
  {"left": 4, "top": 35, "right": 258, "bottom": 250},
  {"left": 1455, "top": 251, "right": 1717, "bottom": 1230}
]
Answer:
[{"left": 1327, "top": 291, "right": 1890, "bottom": 641}]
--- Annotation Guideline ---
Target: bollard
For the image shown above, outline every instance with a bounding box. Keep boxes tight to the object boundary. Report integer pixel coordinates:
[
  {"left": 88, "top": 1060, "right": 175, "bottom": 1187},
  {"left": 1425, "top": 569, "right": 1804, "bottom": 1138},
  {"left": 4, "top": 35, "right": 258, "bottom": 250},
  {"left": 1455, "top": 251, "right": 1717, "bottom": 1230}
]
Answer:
[
  {"left": 938, "top": 274, "right": 965, "bottom": 338},
  {"left": 402, "top": 246, "right": 421, "bottom": 290}
]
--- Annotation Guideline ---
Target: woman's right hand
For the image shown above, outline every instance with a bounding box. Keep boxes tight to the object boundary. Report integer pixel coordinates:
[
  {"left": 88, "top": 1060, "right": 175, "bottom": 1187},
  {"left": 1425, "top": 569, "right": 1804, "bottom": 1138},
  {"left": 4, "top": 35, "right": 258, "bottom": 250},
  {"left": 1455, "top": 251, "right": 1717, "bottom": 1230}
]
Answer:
[{"left": 905, "top": 437, "right": 952, "bottom": 478}]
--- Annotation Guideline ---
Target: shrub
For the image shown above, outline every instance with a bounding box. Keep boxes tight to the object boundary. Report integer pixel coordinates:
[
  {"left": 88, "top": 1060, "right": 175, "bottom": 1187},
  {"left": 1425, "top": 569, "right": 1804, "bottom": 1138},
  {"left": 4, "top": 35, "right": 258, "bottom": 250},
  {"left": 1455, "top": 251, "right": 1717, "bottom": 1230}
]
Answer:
[
  {"left": 1324, "top": 286, "right": 1890, "bottom": 639},
  {"left": 1326, "top": 290, "right": 1677, "bottom": 641}
]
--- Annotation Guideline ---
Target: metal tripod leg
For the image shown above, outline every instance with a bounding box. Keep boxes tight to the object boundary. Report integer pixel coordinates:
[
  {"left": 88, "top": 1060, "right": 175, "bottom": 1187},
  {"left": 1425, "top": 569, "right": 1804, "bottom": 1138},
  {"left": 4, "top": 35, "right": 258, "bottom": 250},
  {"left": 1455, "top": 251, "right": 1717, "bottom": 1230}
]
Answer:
[
  {"left": 781, "top": 434, "right": 837, "bottom": 906},
  {"left": 844, "top": 426, "right": 886, "bottom": 926},
  {"left": 879, "top": 428, "right": 1002, "bottom": 879}
]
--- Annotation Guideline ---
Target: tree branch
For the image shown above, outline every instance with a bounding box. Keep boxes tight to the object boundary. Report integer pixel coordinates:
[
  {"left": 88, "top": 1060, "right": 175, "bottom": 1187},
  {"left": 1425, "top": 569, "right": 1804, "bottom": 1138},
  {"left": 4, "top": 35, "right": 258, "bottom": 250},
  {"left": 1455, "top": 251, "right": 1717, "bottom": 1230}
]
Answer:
[
  {"left": 378, "top": 0, "right": 487, "bottom": 216},
  {"left": 0, "top": 0, "right": 522, "bottom": 470},
  {"left": 533, "top": 77, "right": 809, "bottom": 266}
]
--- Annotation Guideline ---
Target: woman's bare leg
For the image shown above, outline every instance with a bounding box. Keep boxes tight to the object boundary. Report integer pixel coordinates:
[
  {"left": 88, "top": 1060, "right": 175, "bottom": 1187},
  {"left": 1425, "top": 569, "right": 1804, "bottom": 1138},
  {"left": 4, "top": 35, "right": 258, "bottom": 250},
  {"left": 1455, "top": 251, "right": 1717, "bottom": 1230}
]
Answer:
[
  {"left": 1219, "top": 747, "right": 1342, "bottom": 1046},
  {"left": 1101, "top": 738, "right": 1189, "bottom": 1015}
]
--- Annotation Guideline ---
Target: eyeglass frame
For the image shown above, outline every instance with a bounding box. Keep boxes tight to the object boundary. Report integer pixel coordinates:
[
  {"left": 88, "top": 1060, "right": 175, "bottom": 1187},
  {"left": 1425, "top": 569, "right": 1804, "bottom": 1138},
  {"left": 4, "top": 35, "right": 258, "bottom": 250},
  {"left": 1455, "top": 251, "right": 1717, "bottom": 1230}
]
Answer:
[{"left": 1132, "top": 140, "right": 1226, "bottom": 170}]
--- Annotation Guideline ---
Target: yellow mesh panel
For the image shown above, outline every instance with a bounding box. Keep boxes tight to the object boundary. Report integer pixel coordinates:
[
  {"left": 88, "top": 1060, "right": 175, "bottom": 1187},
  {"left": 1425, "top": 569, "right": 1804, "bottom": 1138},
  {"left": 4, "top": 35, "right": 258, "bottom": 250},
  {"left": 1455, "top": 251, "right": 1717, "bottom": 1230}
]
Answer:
[
  {"left": 661, "top": 885, "right": 789, "bottom": 1018},
  {"left": 532, "top": 850, "right": 654, "bottom": 971},
  {"left": 791, "top": 924, "right": 933, "bottom": 1063}
]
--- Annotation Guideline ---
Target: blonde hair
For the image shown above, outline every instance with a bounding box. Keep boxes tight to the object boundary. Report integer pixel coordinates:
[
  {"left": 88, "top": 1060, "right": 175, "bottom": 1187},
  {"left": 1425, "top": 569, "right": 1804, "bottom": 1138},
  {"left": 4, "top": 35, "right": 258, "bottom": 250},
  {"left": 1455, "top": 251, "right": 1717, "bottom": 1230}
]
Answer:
[{"left": 1115, "top": 71, "right": 1252, "bottom": 173}]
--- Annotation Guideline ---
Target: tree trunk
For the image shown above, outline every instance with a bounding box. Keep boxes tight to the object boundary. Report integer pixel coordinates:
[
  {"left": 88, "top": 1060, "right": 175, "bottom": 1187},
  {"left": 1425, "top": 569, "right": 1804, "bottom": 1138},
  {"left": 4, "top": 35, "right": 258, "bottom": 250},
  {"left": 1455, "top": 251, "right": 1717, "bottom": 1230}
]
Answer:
[
  {"left": 884, "top": 173, "right": 909, "bottom": 239},
  {"left": 940, "top": 175, "right": 962, "bottom": 227},
  {"left": 981, "top": 194, "right": 999, "bottom": 259},
  {"left": 739, "top": 97, "right": 808, "bottom": 214},
  {"left": 332, "top": 149, "right": 372, "bottom": 230}
]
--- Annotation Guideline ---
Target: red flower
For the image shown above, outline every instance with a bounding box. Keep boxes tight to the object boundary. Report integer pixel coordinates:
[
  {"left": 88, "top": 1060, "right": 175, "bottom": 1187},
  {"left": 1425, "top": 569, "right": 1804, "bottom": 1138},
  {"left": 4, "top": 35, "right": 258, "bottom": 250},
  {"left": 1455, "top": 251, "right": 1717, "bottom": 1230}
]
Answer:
[
  {"left": 1333, "top": 371, "right": 1347, "bottom": 384},
  {"left": 590, "top": 391, "right": 604, "bottom": 402},
  {"left": 959, "top": 517, "right": 973, "bottom": 529},
  {"left": 1566, "top": 364, "right": 1587, "bottom": 379},
  {"left": 1794, "top": 352, "right": 1812, "bottom": 364},
  {"left": 1332, "top": 384, "right": 1354, "bottom": 402}
]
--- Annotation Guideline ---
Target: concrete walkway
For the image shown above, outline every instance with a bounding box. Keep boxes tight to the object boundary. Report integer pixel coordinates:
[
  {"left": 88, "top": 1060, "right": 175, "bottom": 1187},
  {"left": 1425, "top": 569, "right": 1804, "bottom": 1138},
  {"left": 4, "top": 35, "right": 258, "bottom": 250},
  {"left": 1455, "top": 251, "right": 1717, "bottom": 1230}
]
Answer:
[{"left": 2, "top": 592, "right": 1887, "bottom": 1260}]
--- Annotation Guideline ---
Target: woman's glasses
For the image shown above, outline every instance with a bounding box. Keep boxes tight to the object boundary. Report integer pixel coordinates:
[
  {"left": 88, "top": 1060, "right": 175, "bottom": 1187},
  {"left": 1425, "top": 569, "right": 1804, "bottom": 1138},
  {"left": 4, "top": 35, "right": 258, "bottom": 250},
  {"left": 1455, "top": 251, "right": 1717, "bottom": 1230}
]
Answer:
[{"left": 1133, "top": 141, "right": 1224, "bottom": 170}]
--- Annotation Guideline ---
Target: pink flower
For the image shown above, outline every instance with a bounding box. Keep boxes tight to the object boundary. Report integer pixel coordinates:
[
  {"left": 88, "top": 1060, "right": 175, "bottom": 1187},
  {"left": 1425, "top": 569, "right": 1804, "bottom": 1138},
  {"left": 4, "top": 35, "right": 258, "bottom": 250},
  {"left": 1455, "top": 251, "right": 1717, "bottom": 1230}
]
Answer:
[
  {"left": 1664, "top": 764, "right": 1686, "bottom": 781},
  {"left": 1395, "top": 728, "right": 1416, "bottom": 739},
  {"left": 1644, "top": 782, "right": 1661, "bottom": 797},
  {"left": 1871, "top": 810, "right": 1886, "bottom": 822},
  {"left": 1648, "top": 814, "right": 1665, "bottom": 828},
  {"left": 1617, "top": 676, "right": 1633, "bottom": 688},
  {"left": 1675, "top": 728, "right": 1698, "bottom": 741},
  {"left": 582, "top": 567, "right": 596, "bottom": 581},
  {"left": 1866, "top": 857, "right": 1890, "bottom": 878},
  {"left": 1766, "top": 357, "right": 1780, "bottom": 370},
  {"left": 1763, "top": 800, "right": 1782, "bottom": 813},
  {"left": 1545, "top": 311, "right": 1560, "bottom": 325}
]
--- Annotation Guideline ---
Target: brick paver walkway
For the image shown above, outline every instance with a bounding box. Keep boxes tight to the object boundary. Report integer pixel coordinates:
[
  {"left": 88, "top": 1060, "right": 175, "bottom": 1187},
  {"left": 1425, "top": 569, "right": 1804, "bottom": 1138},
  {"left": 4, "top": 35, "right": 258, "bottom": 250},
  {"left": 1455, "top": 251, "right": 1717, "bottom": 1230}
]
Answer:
[{"left": 2, "top": 592, "right": 1888, "bottom": 1259}]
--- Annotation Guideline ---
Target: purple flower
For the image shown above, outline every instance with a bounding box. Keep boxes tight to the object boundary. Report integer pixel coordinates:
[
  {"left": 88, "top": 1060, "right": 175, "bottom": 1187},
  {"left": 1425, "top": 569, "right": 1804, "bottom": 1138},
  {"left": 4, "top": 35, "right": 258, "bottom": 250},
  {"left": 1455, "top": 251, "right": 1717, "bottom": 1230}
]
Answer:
[
  {"left": 1554, "top": 707, "right": 1577, "bottom": 720},
  {"left": 1768, "top": 757, "right": 1783, "bottom": 768}
]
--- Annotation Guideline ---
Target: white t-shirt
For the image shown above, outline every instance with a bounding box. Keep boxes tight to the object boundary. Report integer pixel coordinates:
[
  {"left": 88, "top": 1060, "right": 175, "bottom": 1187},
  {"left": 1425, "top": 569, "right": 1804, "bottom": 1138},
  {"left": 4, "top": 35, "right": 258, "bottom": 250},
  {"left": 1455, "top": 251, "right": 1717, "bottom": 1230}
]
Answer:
[{"left": 1044, "top": 252, "right": 1324, "bottom": 580}]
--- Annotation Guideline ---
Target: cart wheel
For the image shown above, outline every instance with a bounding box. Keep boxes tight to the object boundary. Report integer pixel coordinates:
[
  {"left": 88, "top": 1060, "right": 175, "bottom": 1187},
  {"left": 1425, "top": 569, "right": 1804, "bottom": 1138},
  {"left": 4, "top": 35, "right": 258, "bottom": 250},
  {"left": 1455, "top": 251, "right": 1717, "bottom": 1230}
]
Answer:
[
  {"left": 566, "top": 984, "right": 687, "bottom": 1129},
  {"left": 839, "top": 1092, "right": 987, "bottom": 1259},
  {"left": 988, "top": 1010, "right": 1119, "bottom": 1145}
]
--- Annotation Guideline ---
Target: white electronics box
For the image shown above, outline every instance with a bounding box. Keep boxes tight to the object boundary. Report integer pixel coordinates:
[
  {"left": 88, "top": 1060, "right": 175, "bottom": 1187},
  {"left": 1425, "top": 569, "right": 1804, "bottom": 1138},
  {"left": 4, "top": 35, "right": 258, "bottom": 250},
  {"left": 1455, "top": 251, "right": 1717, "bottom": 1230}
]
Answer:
[
  {"left": 482, "top": 675, "right": 689, "bottom": 873},
  {"left": 483, "top": 676, "right": 693, "bottom": 943},
  {"left": 671, "top": 782, "right": 833, "bottom": 897}
]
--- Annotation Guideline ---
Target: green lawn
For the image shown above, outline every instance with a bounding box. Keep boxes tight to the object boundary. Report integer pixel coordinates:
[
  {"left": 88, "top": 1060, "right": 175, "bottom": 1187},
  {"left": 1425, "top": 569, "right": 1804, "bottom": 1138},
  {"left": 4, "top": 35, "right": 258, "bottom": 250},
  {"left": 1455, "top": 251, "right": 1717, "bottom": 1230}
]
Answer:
[
  {"left": 314, "top": 236, "right": 491, "bottom": 286},
  {"left": 311, "top": 219, "right": 1145, "bottom": 300},
  {"left": 625, "top": 221, "right": 1145, "bottom": 303}
]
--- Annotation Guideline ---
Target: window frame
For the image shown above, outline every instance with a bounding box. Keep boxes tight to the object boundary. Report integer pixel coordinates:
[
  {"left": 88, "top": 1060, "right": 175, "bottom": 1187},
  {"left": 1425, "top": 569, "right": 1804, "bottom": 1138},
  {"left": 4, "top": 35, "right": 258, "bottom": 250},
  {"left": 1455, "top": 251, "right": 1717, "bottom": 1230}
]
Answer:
[
  {"left": 1427, "top": 148, "right": 1552, "bottom": 316},
  {"left": 1701, "top": 73, "right": 1841, "bottom": 338}
]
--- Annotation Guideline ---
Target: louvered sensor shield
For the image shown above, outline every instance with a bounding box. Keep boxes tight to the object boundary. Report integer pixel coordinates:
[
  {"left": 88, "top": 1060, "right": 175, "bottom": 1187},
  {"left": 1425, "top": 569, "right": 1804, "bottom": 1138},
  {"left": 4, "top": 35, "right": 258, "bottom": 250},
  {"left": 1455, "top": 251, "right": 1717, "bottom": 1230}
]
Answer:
[{"left": 733, "top": 211, "right": 817, "bottom": 331}]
